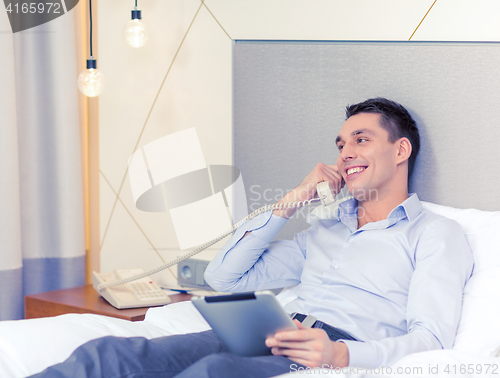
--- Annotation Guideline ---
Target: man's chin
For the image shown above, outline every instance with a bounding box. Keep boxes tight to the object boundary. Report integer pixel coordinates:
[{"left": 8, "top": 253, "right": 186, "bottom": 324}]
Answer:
[{"left": 346, "top": 187, "right": 379, "bottom": 202}]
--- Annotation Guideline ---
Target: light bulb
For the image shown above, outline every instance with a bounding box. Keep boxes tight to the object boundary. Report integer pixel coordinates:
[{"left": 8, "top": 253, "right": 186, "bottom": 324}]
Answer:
[
  {"left": 123, "top": 10, "right": 148, "bottom": 48},
  {"left": 78, "top": 59, "right": 104, "bottom": 97}
]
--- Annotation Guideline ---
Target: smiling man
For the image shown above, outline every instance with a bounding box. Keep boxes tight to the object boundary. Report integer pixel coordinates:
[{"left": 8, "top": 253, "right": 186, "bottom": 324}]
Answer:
[
  {"left": 30, "top": 98, "right": 473, "bottom": 378},
  {"left": 205, "top": 97, "right": 473, "bottom": 372}
]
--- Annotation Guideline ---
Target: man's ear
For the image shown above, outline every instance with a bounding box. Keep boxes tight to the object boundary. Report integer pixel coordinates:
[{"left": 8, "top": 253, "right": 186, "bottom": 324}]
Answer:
[{"left": 396, "top": 137, "right": 412, "bottom": 164}]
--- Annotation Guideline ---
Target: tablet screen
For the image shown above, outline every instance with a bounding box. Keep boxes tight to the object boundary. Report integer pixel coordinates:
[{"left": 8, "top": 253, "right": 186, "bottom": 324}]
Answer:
[{"left": 192, "top": 290, "right": 297, "bottom": 356}]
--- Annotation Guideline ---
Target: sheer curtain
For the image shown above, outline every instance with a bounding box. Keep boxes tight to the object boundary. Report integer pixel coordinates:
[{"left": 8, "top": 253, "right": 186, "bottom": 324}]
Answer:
[{"left": 0, "top": 7, "right": 86, "bottom": 320}]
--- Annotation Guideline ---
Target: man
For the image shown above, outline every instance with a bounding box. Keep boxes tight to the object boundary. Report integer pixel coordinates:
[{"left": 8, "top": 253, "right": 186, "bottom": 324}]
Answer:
[{"left": 31, "top": 98, "right": 473, "bottom": 377}]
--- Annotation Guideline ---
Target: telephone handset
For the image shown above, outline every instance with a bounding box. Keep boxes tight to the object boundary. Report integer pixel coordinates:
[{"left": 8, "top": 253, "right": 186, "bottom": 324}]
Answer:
[
  {"left": 93, "top": 181, "right": 339, "bottom": 308},
  {"left": 316, "top": 181, "right": 337, "bottom": 207}
]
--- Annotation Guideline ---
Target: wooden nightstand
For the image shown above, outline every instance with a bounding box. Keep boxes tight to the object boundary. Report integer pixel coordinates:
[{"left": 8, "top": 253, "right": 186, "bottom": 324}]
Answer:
[{"left": 25, "top": 284, "right": 192, "bottom": 322}]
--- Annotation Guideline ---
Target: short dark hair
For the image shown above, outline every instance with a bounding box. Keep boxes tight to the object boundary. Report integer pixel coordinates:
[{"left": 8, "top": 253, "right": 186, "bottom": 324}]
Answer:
[{"left": 345, "top": 97, "right": 420, "bottom": 179}]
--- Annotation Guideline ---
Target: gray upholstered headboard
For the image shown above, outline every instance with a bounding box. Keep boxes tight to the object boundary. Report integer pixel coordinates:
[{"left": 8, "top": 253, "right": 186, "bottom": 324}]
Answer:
[{"left": 233, "top": 40, "right": 500, "bottom": 239}]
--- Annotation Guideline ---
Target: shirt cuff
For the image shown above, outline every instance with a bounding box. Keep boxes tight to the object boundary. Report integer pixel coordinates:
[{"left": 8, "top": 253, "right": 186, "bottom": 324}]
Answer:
[{"left": 341, "top": 340, "right": 383, "bottom": 369}]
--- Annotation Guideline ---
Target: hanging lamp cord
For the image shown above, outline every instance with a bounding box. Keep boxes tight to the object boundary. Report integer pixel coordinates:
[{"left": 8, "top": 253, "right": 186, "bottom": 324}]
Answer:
[{"left": 89, "top": 0, "right": 93, "bottom": 57}]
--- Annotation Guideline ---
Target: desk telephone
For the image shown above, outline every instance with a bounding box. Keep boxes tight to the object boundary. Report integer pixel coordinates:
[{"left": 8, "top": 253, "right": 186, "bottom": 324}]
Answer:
[
  {"left": 93, "top": 268, "right": 171, "bottom": 309},
  {"left": 93, "top": 182, "right": 338, "bottom": 309}
]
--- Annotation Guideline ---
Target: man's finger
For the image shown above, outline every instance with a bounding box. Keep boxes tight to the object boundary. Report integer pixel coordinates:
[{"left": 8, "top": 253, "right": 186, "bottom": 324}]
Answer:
[
  {"left": 266, "top": 331, "right": 310, "bottom": 347},
  {"left": 321, "top": 166, "right": 344, "bottom": 193},
  {"left": 323, "top": 164, "right": 342, "bottom": 175},
  {"left": 275, "top": 328, "right": 323, "bottom": 342},
  {"left": 272, "top": 347, "right": 321, "bottom": 368},
  {"left": 322, "top": 167, "right": 343, "bottom": 181},
  {"left": 270, "top": 340, "right": 314, "bottom": 351},
  {"left": 294, "top": 319, "right": 306, "bottom": 329}
]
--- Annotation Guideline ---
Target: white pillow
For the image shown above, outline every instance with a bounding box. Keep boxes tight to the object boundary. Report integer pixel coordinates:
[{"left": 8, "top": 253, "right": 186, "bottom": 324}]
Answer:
[
  {"left": 421, "top": 201, "right": 500, "bottom": 274},
  {"left": 421, "top": 201, "right": 500, "bottom": 356},
  {"left": 452, "top": 267, "right": 500, "bottom": 356}
]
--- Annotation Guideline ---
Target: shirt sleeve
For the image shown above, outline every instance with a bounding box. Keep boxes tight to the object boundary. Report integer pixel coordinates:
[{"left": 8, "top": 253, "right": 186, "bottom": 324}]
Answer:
[
  {"left": 204, "top": 211, "right": 307, "bottom": 292},
  {"left": 342, "top": 218, "right": 474, "bottom": 368}
]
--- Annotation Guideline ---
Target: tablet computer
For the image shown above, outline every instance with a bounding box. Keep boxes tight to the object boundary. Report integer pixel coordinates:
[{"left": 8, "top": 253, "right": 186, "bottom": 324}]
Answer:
[{"left": 191, "top": 290, "right": 297, "bottom": 356}]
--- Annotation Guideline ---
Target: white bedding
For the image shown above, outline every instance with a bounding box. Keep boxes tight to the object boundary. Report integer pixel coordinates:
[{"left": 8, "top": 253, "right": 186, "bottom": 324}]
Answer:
[
  {"left": 1, "top": 299, "right": 499, "bottom": 378},
  {"left": 0, "top": 301, "right": 210, "bottom": 377},
  {"left": 1, "top": 201, "right": 500, "bottom": 377}
]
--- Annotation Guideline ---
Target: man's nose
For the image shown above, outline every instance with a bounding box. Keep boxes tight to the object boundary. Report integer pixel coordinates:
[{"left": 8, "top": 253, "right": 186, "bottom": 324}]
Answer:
[{"left": 341, "top": 144, "right": 356, "bottom": 161}]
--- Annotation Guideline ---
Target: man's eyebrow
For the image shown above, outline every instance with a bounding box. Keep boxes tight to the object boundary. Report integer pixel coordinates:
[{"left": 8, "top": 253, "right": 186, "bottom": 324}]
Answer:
[
  {"left": 335, "top": 128, "right": 375, "bottom": 144},
  {"left": 352, "top": 128, "right": 375, "bottom": 136}
]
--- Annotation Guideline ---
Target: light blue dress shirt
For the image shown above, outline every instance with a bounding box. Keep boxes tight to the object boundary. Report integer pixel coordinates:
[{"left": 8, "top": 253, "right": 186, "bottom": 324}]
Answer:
[{"left": 205, "top": 194, "right": 474, "bottom": 368}]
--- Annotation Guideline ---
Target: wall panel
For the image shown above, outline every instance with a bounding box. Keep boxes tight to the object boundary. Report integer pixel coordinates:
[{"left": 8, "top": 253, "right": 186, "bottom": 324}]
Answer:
[{"left": 98, "top": 1, "right": 500, "bottom": 286}]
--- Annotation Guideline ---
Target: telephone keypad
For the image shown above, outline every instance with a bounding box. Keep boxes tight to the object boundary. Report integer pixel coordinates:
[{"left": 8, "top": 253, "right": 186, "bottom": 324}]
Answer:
[{"left": 129, "top": 281, "right": 168, "bottom": 301}]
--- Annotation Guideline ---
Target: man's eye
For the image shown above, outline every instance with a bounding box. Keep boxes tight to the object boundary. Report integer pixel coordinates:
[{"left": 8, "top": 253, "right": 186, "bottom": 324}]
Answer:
[
  {"left": 357, "top": 138, "right": 367, "bottom": 143},
  {"left": 338, "top": 145, "right": 344, "bottom": 151}
]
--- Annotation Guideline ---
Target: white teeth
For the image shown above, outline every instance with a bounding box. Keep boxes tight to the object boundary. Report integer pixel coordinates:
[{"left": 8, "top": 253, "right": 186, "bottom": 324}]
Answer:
[{"left": 347, "top": 167, "right": 365, "bottom": 175}]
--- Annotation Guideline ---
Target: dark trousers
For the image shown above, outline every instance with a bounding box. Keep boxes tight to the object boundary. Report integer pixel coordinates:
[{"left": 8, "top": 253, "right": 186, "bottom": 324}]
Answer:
[
  {"left": 29, "top": 330, "right": 303, "bottom": 378},
  {"left": 29, "top": 319, "right": 356, "bottom": 378}
]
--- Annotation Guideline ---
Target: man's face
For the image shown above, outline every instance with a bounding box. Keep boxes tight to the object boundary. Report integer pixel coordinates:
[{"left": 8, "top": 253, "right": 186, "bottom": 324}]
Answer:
[{"left": 335, "top": 112, "right": 401, "bottom": 200}]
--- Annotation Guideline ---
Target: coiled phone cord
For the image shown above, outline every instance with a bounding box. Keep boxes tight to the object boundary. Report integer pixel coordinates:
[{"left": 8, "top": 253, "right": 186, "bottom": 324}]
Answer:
[{"left": 96, "top": 196, "right": 323, "bottom": 291}]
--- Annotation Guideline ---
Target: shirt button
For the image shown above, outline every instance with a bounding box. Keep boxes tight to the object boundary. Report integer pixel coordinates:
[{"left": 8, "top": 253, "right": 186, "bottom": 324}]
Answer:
[
  {"left": 349, "top": 239, "right": 354, "bottom": 243},
  {"left": 334, "top": 265, "right": 339, "bottom": 269},
  {"left": 317, "top": 299, "right": 322, "bottom": 304}
]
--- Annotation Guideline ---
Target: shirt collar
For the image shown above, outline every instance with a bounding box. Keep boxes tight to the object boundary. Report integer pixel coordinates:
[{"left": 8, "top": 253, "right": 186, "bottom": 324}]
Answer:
[
  {"left": 338, "top": 193, "right": 423, "bottom": 231},
  {"left": 391, "top": 193, "right": 422, "bottom": 222}
]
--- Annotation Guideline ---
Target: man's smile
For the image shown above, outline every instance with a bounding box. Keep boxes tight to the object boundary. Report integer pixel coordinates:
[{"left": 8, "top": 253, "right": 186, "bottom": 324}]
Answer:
[{"left": 345, "top": 166, "right": 368, "bottom": 178}]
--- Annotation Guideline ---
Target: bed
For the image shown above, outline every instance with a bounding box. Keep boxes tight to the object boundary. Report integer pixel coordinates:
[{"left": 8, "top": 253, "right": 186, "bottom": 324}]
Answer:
[{"left": 0, "top": 200, "right": 499, "bottom": 377}]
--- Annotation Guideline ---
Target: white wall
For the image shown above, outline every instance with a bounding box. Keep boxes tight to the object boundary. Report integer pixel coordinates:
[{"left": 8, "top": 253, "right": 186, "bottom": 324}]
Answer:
[{"left": 98, "top": 0, "right": 500, "bottom": 287}]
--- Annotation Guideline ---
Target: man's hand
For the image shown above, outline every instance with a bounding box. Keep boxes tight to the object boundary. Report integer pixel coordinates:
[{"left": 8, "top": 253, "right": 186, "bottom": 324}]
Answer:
[
  {"left": 265, "top": 320, "right": 349, "bottom": 368},
  {"left": 273, "top": 163, "right": 345, "bottom": 219}
]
